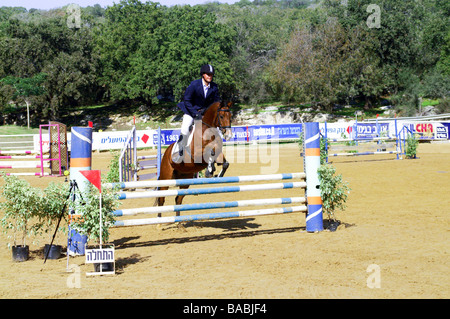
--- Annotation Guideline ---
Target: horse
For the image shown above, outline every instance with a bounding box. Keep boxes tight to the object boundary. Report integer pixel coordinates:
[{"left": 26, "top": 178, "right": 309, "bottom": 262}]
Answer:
[{"left": 154, "top": 101, "right": 233, "bottom": 214}]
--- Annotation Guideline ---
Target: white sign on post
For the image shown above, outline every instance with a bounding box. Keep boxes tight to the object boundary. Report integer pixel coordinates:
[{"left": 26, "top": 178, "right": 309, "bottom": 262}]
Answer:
[
  {"left": 85, "top": 246, "right": 115, "bottom": 276},
  {"left": 85, "top": 248, "right": 115, "bottom": 263}
]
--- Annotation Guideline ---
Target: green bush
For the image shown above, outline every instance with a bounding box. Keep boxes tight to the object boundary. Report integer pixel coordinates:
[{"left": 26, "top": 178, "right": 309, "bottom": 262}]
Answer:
[
  {"left": 317, "top": 164, "right": 351, "bottom": 220},
  {"left": 405, "top": 133, "right": 419, "bottom": 159},
  {"left": 39, "top": 182, "right": 70, "bottom": 243},
  {"left": 69, "top": 185, "right": 120, "bottom": 244},
  {"left": 298, "top": 133, "right": 351, "bottom": 220},
  {"left": 0, "top": 174, "right": 43, "bottom": 247},
  {"left": 297, "top": 132, "right": 328, "bottom": 165},
  {"left": 104, "top": 150, "right": 120, "bottom": 184}
]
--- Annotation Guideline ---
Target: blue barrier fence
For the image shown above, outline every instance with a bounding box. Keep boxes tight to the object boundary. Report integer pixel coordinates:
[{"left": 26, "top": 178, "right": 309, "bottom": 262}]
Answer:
[{"left": 155, "top": 122, "right": 449, "bottom": 146}]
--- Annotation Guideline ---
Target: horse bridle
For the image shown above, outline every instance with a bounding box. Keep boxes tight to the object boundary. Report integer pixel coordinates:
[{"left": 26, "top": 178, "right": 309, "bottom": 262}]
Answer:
[
  {"left": 216, "top": 106, "right": 231, "bottom": 131},
  {"left": 202, "top": 105, "right": 231, "bottom": 132}
]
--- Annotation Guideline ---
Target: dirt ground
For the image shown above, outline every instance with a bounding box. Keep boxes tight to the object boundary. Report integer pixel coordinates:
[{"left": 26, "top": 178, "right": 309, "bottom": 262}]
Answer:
[{"left": 0, "top": 142, "right": 449, "bottom": 299}]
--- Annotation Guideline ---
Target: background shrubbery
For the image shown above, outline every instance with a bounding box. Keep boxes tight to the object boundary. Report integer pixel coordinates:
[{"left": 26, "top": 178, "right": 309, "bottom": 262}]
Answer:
[{"left": 0, "top": 0, "right": 448, "bottom": 125}]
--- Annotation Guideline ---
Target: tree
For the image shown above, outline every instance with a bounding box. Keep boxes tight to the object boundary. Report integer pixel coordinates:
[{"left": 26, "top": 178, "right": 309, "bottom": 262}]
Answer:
[
  {"left": 0, "top": 13, "right": 101, "bottom": 120},
  {"left": 323, "top": 0, "right": 449, "bottom": 95},
  {"left": 94, "top": 0, "right": 164, "bottom": 103},
  {"left": 214, "top": 4, "right": 312, "bottom": 105},
  {"left": 95, "top": 1, "right": 235, "bottom": 104},
  {"left": 269, "top": 14, "right": 385, "bottom": 110},
  {"left": 0, "top": 73, "right": 46, "bottom": 128},
  {"left": 150, "top": 4, "right": 235, "bottom": 101}
]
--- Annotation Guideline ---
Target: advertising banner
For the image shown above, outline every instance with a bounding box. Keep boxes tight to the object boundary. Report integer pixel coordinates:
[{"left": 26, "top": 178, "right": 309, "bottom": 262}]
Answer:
[{"left": 33, "top": 120, "right": 449, "bottom": 152}]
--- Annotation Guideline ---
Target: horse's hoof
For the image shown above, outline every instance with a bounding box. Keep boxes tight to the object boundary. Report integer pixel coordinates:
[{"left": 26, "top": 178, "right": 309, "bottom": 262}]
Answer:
[{"left": 177, "top": 223, "right": 187, "bottom": 231}]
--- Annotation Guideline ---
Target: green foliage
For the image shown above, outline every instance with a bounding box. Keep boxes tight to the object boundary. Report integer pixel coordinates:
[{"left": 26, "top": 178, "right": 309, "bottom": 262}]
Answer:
[
  {"left": 317, "top": 164, "right": 351, "bottom": 220},
  {"left": 269, "top": 16, "right": 384, "bottom": 110},
  {"left": 95, "top": 0, "right": 235, "bottom": 103},
  {"left": 103, "top": 150, "right": 120, "bottom": 184},
  {"left": 70, "top": 185, "right": 120, "bottom": 244},
  {"left": 436, "top": 98, "right": 450, "bottom": 114},
  {"left": 39, "top": 182, "right": 70, "bottom": 242},
  {"left": 216, "top": 4, "right": 311, "bottom": 104},
  {"left": 0, "top": 173, "right": 42, "bottom": 247},
  {"left": 297, "top": 130, "right": 328, "bottom": 165},
  {"left": 0, "top": 13, "right": 102, "bottom": 119},
  {"left": 405, "top": 133, "right": 419, "bottom": 159},
  {"left": 297, "top": 132, "right": 350, "bottom": 219},
  {"left": 0, "top": 0, "right": 448, "bottom": 120},
  {"left": 0, "top": 73, "right": 47, "bottom": 98},
  {"left": 0, "top": 175, "right": 72, "bottom": 247}
]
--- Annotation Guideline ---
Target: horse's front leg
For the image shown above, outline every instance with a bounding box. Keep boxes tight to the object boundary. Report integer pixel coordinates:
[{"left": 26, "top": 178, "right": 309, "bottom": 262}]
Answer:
[
  {"left": 215, "top": 152, "right": 229, "bottom": 177},
  {"left": 205, "top": 156, "right": 216, "bottom": 178}
]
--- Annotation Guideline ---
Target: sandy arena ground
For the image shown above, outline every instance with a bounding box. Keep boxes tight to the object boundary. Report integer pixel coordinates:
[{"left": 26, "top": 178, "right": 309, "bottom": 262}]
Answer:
[{"left": 0, "top": 142, "right": 449, "bottom": 299}]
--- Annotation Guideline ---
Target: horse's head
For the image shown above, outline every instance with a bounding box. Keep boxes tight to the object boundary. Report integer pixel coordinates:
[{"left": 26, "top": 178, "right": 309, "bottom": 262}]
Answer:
[{"left": 216, "top": 101, "right": 232, "bottom": 141}]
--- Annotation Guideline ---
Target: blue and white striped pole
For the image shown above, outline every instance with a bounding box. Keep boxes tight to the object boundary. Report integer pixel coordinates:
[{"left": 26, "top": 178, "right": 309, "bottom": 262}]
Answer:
[
  {"left": 304, "top": 122, "right": 323, "bottom": 232},
  {"left": 68, "top": 126, "right": 92, "bottom": 255}
]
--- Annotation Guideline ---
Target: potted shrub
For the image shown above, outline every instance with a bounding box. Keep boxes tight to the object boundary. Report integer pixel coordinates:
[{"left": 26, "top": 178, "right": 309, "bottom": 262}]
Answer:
[
  {"left": 297, "top": 134, "right": 351, "bottom": 231},
  {"left": 317, "top": 163, "right": 351, "bottom": 230},
  {"left": 40, "top": 182, "right": 70, "bottom": 260},
  {"left": 405, "top": 133, "right": 419, "bottom": 159},
  {"left": 0, "top": 173, "right": 43, "bottom": 262},
  {"left": 69, "top": 184, "right": 119, "bottom": 271}
]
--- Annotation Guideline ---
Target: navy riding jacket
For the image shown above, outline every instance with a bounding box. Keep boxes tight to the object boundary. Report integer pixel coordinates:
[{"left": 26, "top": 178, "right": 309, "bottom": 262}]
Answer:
[{"left": 177, "top": 79, "right": 220, "bottom": 118}]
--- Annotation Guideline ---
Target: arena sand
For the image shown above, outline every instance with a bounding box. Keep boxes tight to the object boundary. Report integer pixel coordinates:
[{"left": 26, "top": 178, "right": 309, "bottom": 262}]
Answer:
[{"left": 0, "top": 142, "right": 449, "bottom": 299}]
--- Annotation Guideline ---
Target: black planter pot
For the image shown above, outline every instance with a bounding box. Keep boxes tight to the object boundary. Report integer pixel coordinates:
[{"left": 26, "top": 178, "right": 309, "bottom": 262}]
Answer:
[
  {"left": 12, "top": 245, "right": 29, "bottom": 262},
  {"left": 94, "top": 262, "right": 114, "bottom": 272},
  {"left": 43, "top": 244, "right": 62, "bottom": 260}
]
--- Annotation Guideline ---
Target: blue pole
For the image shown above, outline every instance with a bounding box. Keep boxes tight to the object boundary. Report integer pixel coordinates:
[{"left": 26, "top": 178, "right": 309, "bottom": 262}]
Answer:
[
  {"left": 68, "top": 126, "right": 92, "bottom": 255},
  {"left": 304, "top": 122, "right": 323, "bottom": 232},
  {"left": 157, "top": 127, "right": 161, "bottom": 179}
]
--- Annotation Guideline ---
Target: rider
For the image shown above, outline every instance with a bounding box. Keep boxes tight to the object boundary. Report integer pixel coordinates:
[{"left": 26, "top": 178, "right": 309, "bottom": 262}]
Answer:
[{"left": 174, "top": 64, "right": 221, "bottom": 161}]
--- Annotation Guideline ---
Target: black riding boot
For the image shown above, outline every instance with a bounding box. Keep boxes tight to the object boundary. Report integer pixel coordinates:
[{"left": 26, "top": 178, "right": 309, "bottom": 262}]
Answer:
[{"left": 173, "top": 134, "right": 188, "bottom": 163}]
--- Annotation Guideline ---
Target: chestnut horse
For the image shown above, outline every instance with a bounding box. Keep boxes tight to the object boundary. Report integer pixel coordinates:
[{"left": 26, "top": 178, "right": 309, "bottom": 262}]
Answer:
[{"left": 154, "top": 101, "right": 232, "bottom": 213}]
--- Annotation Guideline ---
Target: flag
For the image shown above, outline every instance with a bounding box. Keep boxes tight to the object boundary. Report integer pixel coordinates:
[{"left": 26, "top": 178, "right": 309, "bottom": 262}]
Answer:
[{"left": 80, "top": 170, "right": 102, "bottom": 193}]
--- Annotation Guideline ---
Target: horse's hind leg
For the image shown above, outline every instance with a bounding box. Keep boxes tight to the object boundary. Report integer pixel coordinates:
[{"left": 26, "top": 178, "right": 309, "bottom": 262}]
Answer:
[
  {"left": 154, "top": 148, "right": 175, "bottom": 216},
  {"left": 155, "top": 186, "right": 168, "bottom": 217},
  {"left": 174, "top": 185, "right": 190, "bottom": 216}
]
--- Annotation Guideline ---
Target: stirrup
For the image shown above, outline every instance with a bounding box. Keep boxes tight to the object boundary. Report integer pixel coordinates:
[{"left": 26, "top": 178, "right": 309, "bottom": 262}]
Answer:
[{"left": 172, "top": 145, "right": 183, "bottom": 163}]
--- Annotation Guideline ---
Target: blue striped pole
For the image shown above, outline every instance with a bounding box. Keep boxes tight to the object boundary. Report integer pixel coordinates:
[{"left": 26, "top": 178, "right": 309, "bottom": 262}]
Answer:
[
  {"left": 113, "top": 196, "right": 306, "bottom": 217},
  {"left": 116, "top": 181, "right": 306, "bottom": 200},
  {"left": 328, "top": 151, "right": 398, "bottom": 157},
  {"left": 105, "top": 172, "right": 305, "bottom": 190},
  {"left": 114, "top": 205, "right": 307, "bottom": 227},
  {"left": 68, "top": 126, "right": 92, "bottom": 255},
  {"left": 394, "top": 118, "right": 400, "bottom": 160},
  {"left": 157, "top": 127, "right": 161, "bottom": 179},
  {"left": 303, "top": 122, "right": 323, "bottom": 232}
]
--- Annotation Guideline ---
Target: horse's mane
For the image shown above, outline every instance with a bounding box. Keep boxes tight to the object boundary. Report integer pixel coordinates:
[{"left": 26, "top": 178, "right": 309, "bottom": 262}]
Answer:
[{"left": 204, "top": 101, "right": 222, "bottom": 115}]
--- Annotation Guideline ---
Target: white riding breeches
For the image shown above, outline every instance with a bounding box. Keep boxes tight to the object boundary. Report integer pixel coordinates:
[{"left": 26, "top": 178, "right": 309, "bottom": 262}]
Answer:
[
  {"left": 180, "top": 114, "right": 194, "bottom": 135},
  {"left": 180, "top": 113, "right": 223, "bottom": 138}
]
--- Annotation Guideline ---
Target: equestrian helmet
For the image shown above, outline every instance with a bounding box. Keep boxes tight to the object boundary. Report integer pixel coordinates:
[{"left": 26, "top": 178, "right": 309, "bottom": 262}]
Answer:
[{"left": 200, "top": 64, "right": 215, "bottom": 75}]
